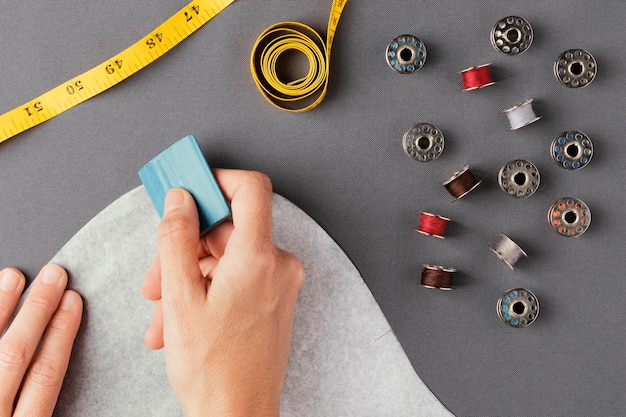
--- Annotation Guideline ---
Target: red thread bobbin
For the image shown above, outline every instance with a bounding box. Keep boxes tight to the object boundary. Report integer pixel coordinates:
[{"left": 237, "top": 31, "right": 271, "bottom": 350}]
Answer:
[
  {"left": 461, "top": 64, "right": 495, "bottom": 91},
  {"left": 414, "top": 212, "right": 450, "bottom": 238}
]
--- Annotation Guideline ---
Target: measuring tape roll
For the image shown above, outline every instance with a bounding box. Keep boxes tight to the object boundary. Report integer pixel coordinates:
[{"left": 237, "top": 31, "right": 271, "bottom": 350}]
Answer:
[
  {"left": 250, "top": 0, "right": 349, "bottom": 112},
  {"left": 0, "top": 0, "right": 235, "bottom": 145}
]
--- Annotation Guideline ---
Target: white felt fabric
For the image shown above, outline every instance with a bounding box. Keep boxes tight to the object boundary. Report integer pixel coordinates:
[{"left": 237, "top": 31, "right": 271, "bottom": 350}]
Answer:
[{"left": 43, "top": 186, "right": 452, "bottom": 416}]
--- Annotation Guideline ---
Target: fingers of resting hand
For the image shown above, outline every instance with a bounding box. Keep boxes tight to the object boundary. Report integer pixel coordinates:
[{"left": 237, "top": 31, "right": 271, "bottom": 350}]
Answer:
[
  {"left": 144, "top": 300, "right": 164, "bottom": 350},
  {"left": 157, "top": 189, "right": 206, "bottom": 303},
  {"left": 141, "top": 253, "right": 162, "bottom": 301},
  {"left": 212, "top": 169, "right": 274, "bottom": 252},
  {"left": 13, "top": 290, "right": 82, "bottom": 417},
  {"left": 0, "top": 264, "right": 68, "bottom": 412},
  {"left": 0, "top": 268, "right": 26, "bottom": 331}
]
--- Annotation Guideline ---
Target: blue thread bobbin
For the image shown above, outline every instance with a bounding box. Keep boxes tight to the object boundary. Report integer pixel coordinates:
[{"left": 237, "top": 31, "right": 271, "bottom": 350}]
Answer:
[
  {"left": 386, "top": 35, "right": 427, "bottom": 74},
  {"left": 551, "top": 131, "right": 593, "bottom": 170},
  {"left": 497, "top": 288, "right": 539, "bottom": 328}
]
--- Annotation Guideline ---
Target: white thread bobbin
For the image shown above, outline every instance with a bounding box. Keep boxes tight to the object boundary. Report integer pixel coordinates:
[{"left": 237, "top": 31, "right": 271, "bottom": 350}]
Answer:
[
  {"left": 489, "top": 233, "right": 527, "bottom": 270},
  {"left": 503, "top": 99, "right": 541, "bottom": 130}
]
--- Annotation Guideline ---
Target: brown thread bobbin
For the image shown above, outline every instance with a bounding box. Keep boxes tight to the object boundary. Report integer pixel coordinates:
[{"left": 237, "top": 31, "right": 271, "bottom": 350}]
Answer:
[
  {"left": 420, "top": 264, "right": 456, "bottom": 290},
  {"left": 442, "top": 165, "right": 482, "bottom": 201}
]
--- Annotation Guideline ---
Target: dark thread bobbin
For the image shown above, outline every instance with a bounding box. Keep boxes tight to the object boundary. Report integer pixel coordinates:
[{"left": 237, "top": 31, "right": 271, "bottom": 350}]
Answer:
[
  {"left": 460, "top": 64, "right": 495, "bottom": 90},
  {"left": 547, "top": 197, "right": 591, "bottom": 237},
  {"left": 414, "top": 212, "right": 450, "bottom": 239},
  {"left": 490, "top": 16, "right": 534, "bottom": 55},
  {"left": 442, "top": 165, "right": 482, "bottom": 201},
  {"left": 554, "top": 49, "right": 597, "bottom": 88},
  {"left": 497, "top": 288, "right": 539, "bottom": 328},
  {"left": 420, "top": 265, "right": 456, "bottom": 290}
]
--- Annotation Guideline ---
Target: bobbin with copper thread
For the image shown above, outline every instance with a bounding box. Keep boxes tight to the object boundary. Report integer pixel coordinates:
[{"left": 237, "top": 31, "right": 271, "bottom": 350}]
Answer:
[
  {"left": 503, "top": 98, "right": 541, "bottom": 130},
  {"left": 497, "top": 288, "right": 539, "bottom": 328},
  {"left": 386, "top": 34, "right": 427, "bottom": 74},
  {"left": 554, "top": 49, "right": 597, "bottom": 88},
  {"left": 402, "top": 123, "right": 445, "bottom": 162},
  {"left": 442, "top": 165, "right": 482, "bottom": 201},
  {"left": 489, "top": 233, "right": 527, "bottom": 270},
  {"left": 551, "top": 130, "right": 593, "bottom": 170},
  {"left": 490, "top": 16, "right": 534, "bottom": 55},
  {"left": 413, "top": 212, "right": 450, "bottom": 239},
  {"left": 420, "top": 264, "right": 456, "bottom": 290},
  {"left": 460, "top": 63, "right": 495, "bottom": 91},
  {"left": 497, "top": 159, "right": 540, "bottom": 198},
  {"left": 547, "top": 197, "right": 591, "bottom": 237}
]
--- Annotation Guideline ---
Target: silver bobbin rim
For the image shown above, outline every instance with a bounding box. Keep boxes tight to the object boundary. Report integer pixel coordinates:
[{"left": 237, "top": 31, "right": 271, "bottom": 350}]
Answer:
[
  {"left": 554, "top": 49, "right": 597, "bottom": 88},
  {"left": 497, "top": 288, "right": 539, "bottom": 328},
  {"left": 488, "top": 233, "right": 527, "bottom": 270},
  {"left": 547, "top": 197, "right": 591, "bottom": 237},
  {"left": 402, "top": 123, "right": 445, "bottom": 162},
  {"left": 551, "top": 131, "right": 593, "bottom": 170},
  {"left": 490, "top": 16, "right": 534, "bottom": 55},
  {"left": 459, "top": 63, "right": 496, "bottom": 90},
  {"left": 386, "top": 34, "right": 427, "bottom": 74},
  {"left": 497, "top": 159, "right": 541, "bottom": 198}
]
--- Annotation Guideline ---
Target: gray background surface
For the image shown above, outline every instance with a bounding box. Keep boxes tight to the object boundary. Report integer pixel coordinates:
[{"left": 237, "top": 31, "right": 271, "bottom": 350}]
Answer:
[{"left": 1, "top": 1, "right": 624, "bottom": 415}]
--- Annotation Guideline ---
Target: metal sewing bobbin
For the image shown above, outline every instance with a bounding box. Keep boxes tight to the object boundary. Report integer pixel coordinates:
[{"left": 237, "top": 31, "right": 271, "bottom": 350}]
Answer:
[
  {"left": 442, "top": 165, "right": 482, "bottom": 201},
  {"left": 490, "top": 16, "right": 533, "bottom": 55},
  {"left": 554, "top": 49, "right": 597, "bottom": 88},
  {"left": 420, "top": 264, "right": 456, "bottom": 290},
  {"left": 460, "top": 64, "right": 495, "bottom": 90},
  {"left": 497, "top": 288, "right": 539, "bottom": 328},
  {"left": 402, "top": 123, "right": 444, "bottom": 162},
  {"left": 551, "top": 131, "right": 593, "bottom": 170},
  {"left": 413, "top": 212, "right": 450, "bottom": 239},
  {"left": 489, "top": 233, "right": 527, "bottom": 270},
  {"left": 547, "top": 197, "right": 591, "bottom": 237},
  {"left": 497, "top": 159, "right": 540, "bottom": 198},
  {"left": 386, "top": 35, "right": 427, "bottom": 74},
  {"left": 503, "top": 98, "right": 541, "bottom": 130}
]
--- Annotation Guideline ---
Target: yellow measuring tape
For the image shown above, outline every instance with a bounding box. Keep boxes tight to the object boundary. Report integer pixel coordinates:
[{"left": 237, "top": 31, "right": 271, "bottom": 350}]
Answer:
[
  {"left": 0, "top": 0, "right": 235, "bottom": 145},
  {"left": 250, "top": 0, "right": 349, "bottom": 112}
]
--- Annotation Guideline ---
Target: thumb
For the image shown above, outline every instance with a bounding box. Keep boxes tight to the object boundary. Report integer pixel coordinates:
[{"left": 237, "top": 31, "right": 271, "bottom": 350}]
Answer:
[{"left": 157, "top": 189, "right": 205, "bottom": 302}]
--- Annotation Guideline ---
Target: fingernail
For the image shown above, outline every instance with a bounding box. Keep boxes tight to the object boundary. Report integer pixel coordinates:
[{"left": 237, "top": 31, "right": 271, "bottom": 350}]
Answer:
[
  {"left": 164, "top": 189, "right": 185, "bottom": 214},
  {"left": 40, "top": 264, "right": 63, "bottom": 284},
  {"left": 60, "top": 292, "right": 78, "bottom": 310},
  {"left": 0, "top": 269, "right": 20, "bottom": 292}
]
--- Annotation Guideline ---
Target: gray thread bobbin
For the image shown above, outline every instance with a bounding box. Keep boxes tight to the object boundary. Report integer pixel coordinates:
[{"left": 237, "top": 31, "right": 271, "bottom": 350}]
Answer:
[
  {"left": 547, "top": 197, "right": 591, "bottom": 237},
  {"left": 551, "top": 131, "right": 593, "bottom": 170},
  {"left": 402, "top": 123, "right": 444, "bottom": 162},
  {"left": 491, "top": 16, "right": 533, "bottom": 55},
  {"left": 386, "top": 35, "right": 427, "bottom": 74},
  {"left": 489, "top": 233, "right": 527, "bottom": 270},
  {"left": 497, "top": 288, "right": 539, "bottom": 328},
  {"left": 497, "top": 159, "right": 540, "bottom": 198},
  {"left": 554, "top": 49, "right": 597, "bottom": 88}
]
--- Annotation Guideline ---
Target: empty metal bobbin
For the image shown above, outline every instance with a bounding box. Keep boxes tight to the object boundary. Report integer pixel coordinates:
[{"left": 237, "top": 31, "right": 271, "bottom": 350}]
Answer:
[
  {"left": 386, "top": 35, "right": 427, "bottom": 74},
  {"left": 402, "top": 123, "right": 444, "bottom": 162},
  {"left": 554, "top": 49, "right": 597, "bottom": 88},
  {"left": 551, "top": 131, "right": 593, "bottom": 170},
  {"left": 547, "top": 197, "right": 591, "bottom": 237},
  {"left": 490, "top": 16, "right": 533, "bottom": 55},
  {"left": 497, "top": 288, "right": 539, "bottom": 328},
  {"left": 497, "top": 159, "right": 540, "bottom": 198}
]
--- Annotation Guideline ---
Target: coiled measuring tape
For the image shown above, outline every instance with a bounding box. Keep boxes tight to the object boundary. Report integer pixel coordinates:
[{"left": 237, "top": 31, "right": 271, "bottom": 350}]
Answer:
[
  {"left": 0, "top": 0, "right": 235, "bottom": 144},
  {"left": 250, "top": 0, "right": 349, "bottom": 112}
]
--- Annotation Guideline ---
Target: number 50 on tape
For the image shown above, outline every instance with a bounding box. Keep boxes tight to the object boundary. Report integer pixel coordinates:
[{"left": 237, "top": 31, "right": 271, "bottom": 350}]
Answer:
[{"left": 0, "top": 0, "right": 235, "bottom": 144}]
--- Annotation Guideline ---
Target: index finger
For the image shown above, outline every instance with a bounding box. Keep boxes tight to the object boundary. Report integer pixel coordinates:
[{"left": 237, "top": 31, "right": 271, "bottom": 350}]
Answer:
[{"left": 212, "top": 169, "right": 274, "bottom": 251}]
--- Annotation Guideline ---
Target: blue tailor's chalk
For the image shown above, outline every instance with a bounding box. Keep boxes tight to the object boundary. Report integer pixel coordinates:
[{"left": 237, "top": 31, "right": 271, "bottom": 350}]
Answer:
[{"left": 138, "top": 135, "right": 231, "bottom": 236}]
